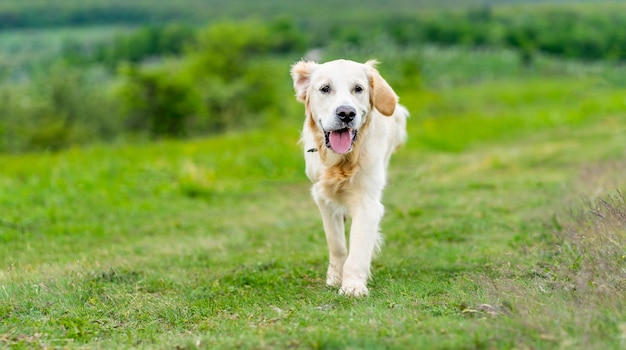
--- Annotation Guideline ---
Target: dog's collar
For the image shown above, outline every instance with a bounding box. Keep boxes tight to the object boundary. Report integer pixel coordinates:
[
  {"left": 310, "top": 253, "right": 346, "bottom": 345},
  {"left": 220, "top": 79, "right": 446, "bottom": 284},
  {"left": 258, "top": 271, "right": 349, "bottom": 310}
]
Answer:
[{"left": 307, "top": 148, "right": 318, "bottom": 153}]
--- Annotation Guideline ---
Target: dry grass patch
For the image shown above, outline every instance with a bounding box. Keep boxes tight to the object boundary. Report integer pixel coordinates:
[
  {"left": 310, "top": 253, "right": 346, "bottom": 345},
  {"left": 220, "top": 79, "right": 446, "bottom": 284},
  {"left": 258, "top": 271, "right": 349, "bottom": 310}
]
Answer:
[
  {"left": 554, "top": 191, "right": 626, "bottom": 295},
  {"left": 467, "top": 161, "right": 626, "bottom": 348}
]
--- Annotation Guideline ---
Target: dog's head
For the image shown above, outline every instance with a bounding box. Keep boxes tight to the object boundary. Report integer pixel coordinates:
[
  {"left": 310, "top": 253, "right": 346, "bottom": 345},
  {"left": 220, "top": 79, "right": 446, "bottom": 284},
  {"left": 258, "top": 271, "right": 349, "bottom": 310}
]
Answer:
[{"left": 291, "top": 59, "right": 397, "bottom": 154}]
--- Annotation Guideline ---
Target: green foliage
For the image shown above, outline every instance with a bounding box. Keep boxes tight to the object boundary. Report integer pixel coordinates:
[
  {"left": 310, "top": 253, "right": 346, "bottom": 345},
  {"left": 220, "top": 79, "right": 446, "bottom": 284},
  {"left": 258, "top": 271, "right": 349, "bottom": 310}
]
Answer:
[
  {"left": 1, "top": 18, "right": 306, "bottom": 148},
  {"left": 116, "top": 20, "right": 298, "bottom": 138},
  {"left": 188, "top": 20, "right": 299, "bottom": 79},
  {"left": 3, "top": 1, "right": 626, "bottom": 152},
  {"left": 316, "top": 6, "right": 626, "bottom": 64},
  {"left": 118, "top": 63, "right": 197, "bottom": 137},
  {"left": 494, "top": 11, "right": 624, "bottom": 61},
  {"left": 63, "top": 24, "right": 196, "bottom": 67},
  {"left": 0, "top": 64, "right": 119, "bottom": 152},
  {"left": 188, "top": 25, "right": 283, "bottom": 130},
  {"left": 0, "top": 1, "right": 201, "bottom": 29},
  {"left": 3, "top": 0, "right": 626, "bottom": 65},
  {"left": 0, "top": 0, "right": 487, "bottom": 30}
]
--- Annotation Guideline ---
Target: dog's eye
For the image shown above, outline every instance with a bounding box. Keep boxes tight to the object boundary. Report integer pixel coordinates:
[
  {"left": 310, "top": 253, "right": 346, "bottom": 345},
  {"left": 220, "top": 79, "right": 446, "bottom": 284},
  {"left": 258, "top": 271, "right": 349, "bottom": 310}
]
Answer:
[
  {"left": 319, "top": 85, "right": 331, "bottom": 94},
  {"left": 354, "top": 85, "right": 363, "bottom": 93}
]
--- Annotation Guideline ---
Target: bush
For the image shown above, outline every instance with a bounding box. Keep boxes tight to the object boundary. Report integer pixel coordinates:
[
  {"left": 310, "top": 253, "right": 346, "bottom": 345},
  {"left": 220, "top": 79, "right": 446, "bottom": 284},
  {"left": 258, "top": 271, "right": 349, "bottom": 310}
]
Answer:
[
  {"left": 0, "top": 64, "right": 120, "bottom": 152},
  {"left": 116, "top": 20, "right": 295, "bottom": 138},
  {"left": 1, "top": 18, "right": 305, "bottom": 152},
  {"left": 118, "top": 63, "right": 198, "bottom": 137},
  {"left": 380, "top": 9, "right": 626, "bottom": 64},
  {"left": 187, "top": 21, "right": 287, "bottom": 131},
  {"left": 63, "top": 23, "right": 196, "bottom": 67}
]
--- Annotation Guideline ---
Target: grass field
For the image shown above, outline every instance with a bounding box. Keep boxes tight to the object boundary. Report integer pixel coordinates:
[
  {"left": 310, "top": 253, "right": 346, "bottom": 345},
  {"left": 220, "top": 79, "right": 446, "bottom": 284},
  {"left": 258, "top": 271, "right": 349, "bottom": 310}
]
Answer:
[{"left": 1, "top": 47, "right": 626, "bottom": 348}]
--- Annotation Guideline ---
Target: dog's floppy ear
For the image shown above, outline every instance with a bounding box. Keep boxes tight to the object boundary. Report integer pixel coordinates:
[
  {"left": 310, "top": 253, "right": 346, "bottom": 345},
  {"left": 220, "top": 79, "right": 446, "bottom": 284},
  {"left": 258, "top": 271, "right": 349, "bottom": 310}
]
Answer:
[
  {"left": 365, "top": 60, "right": 398, "bottom": 117},
  {"left": 290, "top": 60, "right": 318, "bottom": 102}
]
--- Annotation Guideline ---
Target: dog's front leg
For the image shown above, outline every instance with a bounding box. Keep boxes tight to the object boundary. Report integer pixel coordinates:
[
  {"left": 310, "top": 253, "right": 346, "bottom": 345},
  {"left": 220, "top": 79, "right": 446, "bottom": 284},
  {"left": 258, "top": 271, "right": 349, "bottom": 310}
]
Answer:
[
  {"left": 314, "top": 197, "right": 347, "bottom": 287},
  {"left": 340, "top": 197, "right": 383, "bottom": 297}
]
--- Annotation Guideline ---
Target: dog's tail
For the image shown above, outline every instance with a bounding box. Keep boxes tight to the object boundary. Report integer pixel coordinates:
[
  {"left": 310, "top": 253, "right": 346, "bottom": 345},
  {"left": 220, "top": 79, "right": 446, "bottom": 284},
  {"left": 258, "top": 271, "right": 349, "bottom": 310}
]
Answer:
[{"left": 393, "top": 104, "right": 410, "bottom": 151}]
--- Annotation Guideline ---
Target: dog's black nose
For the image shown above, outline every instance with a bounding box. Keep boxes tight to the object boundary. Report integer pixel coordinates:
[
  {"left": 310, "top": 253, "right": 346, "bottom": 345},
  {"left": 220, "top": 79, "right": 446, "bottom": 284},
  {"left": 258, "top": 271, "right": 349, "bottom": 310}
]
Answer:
[{"left": 336, "top": 106, "right": 356, "bottom": 123}]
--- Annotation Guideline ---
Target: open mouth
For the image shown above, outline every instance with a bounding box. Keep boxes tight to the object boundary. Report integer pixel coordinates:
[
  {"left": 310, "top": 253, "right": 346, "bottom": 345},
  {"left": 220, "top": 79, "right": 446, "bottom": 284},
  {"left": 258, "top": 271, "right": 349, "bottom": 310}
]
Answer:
[{"left": 324, "top": 128, "right": 358, "bottom": 154}]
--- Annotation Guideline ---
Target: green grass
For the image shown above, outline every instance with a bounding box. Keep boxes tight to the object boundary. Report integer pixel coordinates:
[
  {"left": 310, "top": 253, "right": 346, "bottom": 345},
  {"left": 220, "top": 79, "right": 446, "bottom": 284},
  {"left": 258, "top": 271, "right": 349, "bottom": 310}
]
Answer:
[{"left": 1, "top": 48, "right": 626, "bottom": 348}]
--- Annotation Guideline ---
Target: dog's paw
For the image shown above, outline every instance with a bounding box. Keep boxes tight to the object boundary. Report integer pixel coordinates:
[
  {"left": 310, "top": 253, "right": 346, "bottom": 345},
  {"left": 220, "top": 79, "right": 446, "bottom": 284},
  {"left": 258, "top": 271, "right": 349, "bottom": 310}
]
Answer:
[
  {"left": 326, "top": 275, "right": 342, "bottom": 287},
  {"left": 326, "top": 266, "right": 342, "bottom": 287},
  {"left": 339, "top": 281, "right": 369, "bottom": 297}
]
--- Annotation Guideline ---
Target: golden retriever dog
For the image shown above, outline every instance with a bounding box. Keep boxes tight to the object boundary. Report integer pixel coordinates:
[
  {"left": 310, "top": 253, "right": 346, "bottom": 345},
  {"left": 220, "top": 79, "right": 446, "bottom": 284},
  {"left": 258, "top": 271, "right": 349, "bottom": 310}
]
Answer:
[{"left": 290, "top": 59, "right": 408, "bottom": 296}]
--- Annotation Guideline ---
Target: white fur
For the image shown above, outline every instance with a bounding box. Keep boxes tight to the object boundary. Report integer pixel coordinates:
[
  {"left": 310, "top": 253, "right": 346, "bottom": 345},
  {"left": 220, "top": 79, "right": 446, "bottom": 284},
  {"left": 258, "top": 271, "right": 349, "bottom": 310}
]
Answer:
[{"left": 291, "top": 59, "right": 408, "bottom": 296}]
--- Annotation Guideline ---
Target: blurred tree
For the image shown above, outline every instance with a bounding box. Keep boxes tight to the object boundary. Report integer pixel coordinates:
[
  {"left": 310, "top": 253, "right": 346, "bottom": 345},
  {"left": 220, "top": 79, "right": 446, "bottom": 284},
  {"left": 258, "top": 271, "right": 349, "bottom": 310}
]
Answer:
[
  {"left": 0, "top": 64, "right": 119, "bottom": 152},
  {"left": 118, "top": 63, "right": 197, "bottom": 137},
  {"left": 184, "top": 20, "right": 286, "bottom": 132},
  {"left": 117, "top": 19, "right": 298, "bottom": 138},
  {"left": 267, "top": 15, "right": 308, "bottom": 54},
  {"left": 63, "top": 24, "right": 195, "bottom": 67}
]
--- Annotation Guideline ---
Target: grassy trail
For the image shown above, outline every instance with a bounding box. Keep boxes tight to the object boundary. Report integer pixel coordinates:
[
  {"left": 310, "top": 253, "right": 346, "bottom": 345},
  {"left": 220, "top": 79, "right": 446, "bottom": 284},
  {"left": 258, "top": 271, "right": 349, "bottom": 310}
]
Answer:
[{"left": 1, "top": 62, "right": 626, "bottom": 348}]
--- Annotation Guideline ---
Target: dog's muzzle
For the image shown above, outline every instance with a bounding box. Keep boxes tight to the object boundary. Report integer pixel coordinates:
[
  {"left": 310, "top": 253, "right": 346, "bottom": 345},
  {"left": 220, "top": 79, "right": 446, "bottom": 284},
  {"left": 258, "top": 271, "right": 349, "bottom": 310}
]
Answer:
[
  {"left": 325, "top": 128, "right": 357, "bottom": 154},
  {"left": 321, "top": 105, "right": 360, "bottom": 154}
]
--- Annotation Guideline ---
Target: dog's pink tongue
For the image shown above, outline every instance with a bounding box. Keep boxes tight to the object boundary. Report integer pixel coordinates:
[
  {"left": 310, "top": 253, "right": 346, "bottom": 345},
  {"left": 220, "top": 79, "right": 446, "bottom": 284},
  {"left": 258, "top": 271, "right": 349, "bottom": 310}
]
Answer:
[{"left": 329, "top": 129, "right": 352, "bottom": 154}]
